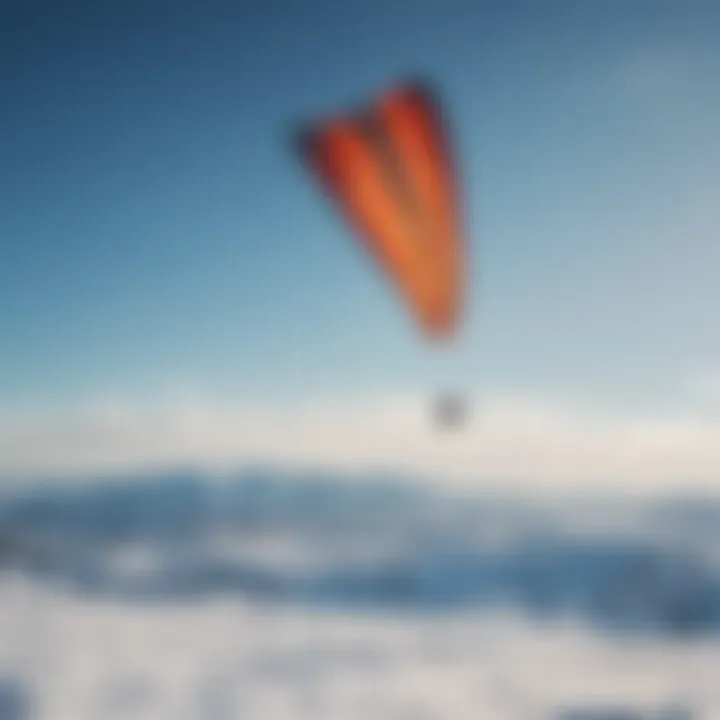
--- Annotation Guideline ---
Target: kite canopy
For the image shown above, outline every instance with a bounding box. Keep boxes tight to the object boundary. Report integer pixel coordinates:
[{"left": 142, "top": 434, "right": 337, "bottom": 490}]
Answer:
[{"left": 295, "top": 79, "right": 465, "bottom": 340}]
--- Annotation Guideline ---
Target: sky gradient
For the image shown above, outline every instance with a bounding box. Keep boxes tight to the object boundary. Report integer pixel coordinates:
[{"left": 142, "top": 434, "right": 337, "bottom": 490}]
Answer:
[{"left": 2, "top": 0, "right": 720, "bottom": 483}]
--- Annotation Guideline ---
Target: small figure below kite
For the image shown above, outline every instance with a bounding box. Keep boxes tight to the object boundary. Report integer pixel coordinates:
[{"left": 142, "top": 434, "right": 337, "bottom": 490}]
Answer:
[
  {"left": 293, "top": 78, "right": 470, "bottom": 427},
  {"left": 433, "top": 392, "right": 468, "bottom": 430}
]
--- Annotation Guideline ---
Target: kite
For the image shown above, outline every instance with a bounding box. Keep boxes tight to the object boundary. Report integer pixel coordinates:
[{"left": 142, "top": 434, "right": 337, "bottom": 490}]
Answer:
[
  {"left": 294, "top": 78, "right": 466, "bottom": 340},
  {"left": 294, "top": 78, "right": 469, "bottom": 427}
]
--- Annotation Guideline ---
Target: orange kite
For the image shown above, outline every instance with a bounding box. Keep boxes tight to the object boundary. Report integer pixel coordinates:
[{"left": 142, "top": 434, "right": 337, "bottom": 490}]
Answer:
[{"left": 295, "top": 79, "right": 465, "bottom": 340}]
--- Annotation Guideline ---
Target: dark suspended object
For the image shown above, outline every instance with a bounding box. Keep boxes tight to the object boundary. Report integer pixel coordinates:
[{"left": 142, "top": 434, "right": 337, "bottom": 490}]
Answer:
[{"left": 434, "top": 392, "right": 468, "bottom": 430}]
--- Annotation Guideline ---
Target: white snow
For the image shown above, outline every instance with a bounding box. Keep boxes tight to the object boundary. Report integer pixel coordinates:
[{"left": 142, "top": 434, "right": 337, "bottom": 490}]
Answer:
[{"left": 1, "top": 575, "right": 718, "bottom": 720}]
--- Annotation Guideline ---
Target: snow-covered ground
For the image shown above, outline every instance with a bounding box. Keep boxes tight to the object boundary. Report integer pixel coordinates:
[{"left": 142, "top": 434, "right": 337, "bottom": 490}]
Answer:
[
  {"left": 0, "top": 578, "right": 715, "bottom": 720},
  {"left": 1, "top": 470, "right": 719, "bottom": 719}
]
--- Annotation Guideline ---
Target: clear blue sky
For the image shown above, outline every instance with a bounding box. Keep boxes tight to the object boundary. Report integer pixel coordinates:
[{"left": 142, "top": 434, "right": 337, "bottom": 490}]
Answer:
[{"left": 2, "top": 0, "right": 720, "bottom": 411}]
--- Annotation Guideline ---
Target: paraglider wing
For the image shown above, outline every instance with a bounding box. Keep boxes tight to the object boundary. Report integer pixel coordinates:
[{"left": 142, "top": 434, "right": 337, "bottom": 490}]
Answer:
[{"left": 295, "top": 80, "right": 464, "bottom": 339}]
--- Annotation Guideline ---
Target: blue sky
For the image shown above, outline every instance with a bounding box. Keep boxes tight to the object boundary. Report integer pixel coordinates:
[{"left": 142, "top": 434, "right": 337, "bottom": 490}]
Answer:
[{"left": 2, "top": 0, "right": 720, "bottom": 482}]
